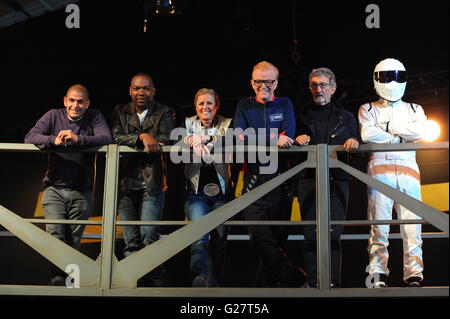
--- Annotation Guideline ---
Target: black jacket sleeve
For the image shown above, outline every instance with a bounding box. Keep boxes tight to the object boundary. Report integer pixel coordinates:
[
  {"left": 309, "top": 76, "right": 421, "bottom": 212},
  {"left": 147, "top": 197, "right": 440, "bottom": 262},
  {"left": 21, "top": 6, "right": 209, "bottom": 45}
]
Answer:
[{"left": 110, "top": 105, "right": 140, "bottom": 146}]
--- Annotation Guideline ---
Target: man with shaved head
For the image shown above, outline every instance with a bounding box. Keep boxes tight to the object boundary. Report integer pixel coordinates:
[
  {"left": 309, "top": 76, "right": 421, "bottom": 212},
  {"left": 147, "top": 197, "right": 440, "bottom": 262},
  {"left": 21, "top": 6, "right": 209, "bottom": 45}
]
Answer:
[{"left": 25, "top": 84, "right": 112, "bottom": 286}]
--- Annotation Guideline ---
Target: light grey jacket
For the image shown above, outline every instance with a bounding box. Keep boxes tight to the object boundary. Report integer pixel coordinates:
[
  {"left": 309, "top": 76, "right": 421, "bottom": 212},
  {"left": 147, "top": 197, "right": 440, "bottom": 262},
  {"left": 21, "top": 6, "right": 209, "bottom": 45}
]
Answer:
[{"left": 184, "top": 115, "right": 232, "bottom": 194}]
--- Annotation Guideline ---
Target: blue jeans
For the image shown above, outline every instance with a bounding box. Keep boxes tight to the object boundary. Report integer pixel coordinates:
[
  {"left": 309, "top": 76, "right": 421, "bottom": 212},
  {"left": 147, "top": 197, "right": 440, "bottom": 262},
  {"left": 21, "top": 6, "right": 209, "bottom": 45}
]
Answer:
[
  {"left": 42, "top": 186, "right": 92, "bottom": 250},
  {"left": 42, "top": 185, "right": 92, "bottom": 281},
  {"left": 118, "top": 190, "right": 164, "bottom": 257},
  {"left": 184, "top": 191, "right": 229, "bottom": 287}
]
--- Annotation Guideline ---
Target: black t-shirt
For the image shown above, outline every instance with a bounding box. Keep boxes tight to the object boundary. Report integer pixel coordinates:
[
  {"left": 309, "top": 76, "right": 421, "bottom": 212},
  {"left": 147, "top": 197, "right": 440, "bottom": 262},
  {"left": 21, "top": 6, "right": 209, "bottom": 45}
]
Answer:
[
  {"left": 311, "top": 103, "right": 332, "bottom": 143},
  {"left": 198, "top": 163, "right": 223, "bottom": 196}
]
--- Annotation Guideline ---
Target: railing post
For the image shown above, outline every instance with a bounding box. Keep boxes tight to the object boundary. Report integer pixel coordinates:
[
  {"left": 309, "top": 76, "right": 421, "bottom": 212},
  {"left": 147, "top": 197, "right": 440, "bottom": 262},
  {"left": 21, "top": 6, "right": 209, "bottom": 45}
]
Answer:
[
  {"left": 316, "top": 144, "right": 331, "bottom": 289},
  {"left": 99, "top": 144, "right": 119, "bottom": 290}
]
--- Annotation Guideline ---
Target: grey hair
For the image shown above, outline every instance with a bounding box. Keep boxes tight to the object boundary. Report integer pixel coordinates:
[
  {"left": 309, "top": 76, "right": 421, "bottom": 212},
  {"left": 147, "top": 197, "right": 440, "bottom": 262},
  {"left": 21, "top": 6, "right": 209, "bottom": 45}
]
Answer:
[{"left": 309, "top": 67, "right": 337, "bottom": 87}]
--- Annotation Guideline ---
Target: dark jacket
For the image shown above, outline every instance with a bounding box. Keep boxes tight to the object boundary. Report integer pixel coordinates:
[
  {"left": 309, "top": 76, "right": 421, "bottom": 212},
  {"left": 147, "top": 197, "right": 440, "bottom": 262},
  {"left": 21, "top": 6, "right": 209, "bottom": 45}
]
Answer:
[
  {"left": 110, "top": 100, "right": 176, "bottom": 195},
  {"left": 295, "top": 100, "right": 360, "bottom": 180}
]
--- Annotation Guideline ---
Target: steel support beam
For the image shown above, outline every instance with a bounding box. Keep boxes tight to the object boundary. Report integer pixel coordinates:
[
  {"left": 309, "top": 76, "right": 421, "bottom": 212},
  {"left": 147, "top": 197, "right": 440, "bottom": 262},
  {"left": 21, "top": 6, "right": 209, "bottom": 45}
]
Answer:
[
  {"left": 99, "top": 144, "right": 120, "bottom": 289},
  {"left": 0, "top": 142, "right": 448, "bottom": 297},
  {"left": 113, "top": 159, "right": 313, "bottom": 288},
  {"left": 0, "top": 205, "right": 100, "bottom": 287},
  {"left": 316, "top": 144, "right": 331, "bottom": 290},
  {"left": 330, "top": 158, "right": 449, "bottom": 234}
]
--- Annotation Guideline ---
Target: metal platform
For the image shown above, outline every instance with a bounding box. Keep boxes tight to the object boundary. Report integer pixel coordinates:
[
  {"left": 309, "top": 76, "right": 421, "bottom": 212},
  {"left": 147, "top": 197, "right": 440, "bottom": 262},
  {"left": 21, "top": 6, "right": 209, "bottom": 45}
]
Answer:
[{"left": 0, "top": 142, "right": 448, "bottom": 298}]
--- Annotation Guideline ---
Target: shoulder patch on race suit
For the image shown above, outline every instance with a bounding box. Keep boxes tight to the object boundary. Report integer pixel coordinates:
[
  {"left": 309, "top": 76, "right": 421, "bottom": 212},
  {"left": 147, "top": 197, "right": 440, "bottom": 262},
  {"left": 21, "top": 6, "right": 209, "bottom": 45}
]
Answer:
[{"left": 269, "top": 113, "right": 283, "bottom": 122}]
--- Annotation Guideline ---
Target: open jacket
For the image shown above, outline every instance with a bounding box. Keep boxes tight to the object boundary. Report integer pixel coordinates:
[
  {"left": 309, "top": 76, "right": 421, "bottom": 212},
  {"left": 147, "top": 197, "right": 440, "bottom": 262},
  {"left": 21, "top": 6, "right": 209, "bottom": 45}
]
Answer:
[
  {"left": 183, "top": 114, "right": 233, "bottom": 195},
  {"left": 294, "top": 99, "right": 360, "bottom": 180},
  {"left": 110, "top": 101, "right": 176, "bottom": 195}
]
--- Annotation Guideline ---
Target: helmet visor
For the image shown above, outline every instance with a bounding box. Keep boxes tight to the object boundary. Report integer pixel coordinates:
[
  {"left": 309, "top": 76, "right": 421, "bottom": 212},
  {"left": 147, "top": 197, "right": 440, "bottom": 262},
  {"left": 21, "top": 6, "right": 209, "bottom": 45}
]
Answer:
[{"left": 374, "top": 70, "right": 407, "bottom": 83}]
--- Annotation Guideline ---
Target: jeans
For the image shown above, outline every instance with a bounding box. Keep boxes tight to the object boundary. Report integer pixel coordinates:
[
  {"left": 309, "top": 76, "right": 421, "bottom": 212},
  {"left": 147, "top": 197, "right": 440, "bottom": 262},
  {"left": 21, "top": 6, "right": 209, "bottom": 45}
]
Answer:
[
  {"left": 42, "top": 186, "right": 92, "bottom": 281},
  {"left": 42, "top": 186, "right": 92, "bottom": 250},
  {"left": 118, "top": 189, "right": 165, "bottom": 256},
  {"left": 118, "top": 189, "right": 165, "bottom": 286},
  {"left": 184, "top": 191, "right": 229, "bottom": 287},
  {"left": 296, "top": 179, "right": 348, "bottom": 287}
]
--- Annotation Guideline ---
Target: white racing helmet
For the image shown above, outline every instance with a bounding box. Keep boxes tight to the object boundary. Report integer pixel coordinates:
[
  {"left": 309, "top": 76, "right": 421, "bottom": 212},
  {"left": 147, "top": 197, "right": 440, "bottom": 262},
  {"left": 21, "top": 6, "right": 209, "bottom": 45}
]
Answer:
[{"left": 373, "top": 58, "right": 407, "bottom": 102}]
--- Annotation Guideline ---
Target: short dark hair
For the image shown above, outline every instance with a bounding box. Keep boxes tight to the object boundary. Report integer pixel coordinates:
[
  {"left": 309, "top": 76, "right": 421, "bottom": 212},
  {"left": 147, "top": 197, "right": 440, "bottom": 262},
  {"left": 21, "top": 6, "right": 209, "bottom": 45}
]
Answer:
[{"left": 131, "top": 72, "right": 154, "bottom": 85}]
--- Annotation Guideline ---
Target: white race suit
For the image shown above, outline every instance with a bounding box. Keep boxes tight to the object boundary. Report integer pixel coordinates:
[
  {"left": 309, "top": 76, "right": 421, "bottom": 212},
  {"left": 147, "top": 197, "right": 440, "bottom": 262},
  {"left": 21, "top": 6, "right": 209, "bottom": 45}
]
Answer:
[{"left": 358, "top": 98, "right": 427, "bottom": 281}]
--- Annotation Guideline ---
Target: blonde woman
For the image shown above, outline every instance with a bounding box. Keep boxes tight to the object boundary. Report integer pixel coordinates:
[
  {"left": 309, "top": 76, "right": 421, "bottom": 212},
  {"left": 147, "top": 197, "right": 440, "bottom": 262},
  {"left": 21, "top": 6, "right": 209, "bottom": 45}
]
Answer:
[{"left": 184, "top": 88, "right": 233, "bottom": 287}]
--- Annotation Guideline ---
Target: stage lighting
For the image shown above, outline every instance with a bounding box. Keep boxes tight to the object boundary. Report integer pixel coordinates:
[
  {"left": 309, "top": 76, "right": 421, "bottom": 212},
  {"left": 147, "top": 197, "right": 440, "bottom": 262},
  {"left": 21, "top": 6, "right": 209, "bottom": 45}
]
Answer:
[
  {"left": 155, "top": 0, "right": 175, "bottom": 15},
  {"left": 143, "top": 0, "right": 177, "bottom": 32},
  {"left": 424, "top": 120, "right": 441, "bottom": 142}
]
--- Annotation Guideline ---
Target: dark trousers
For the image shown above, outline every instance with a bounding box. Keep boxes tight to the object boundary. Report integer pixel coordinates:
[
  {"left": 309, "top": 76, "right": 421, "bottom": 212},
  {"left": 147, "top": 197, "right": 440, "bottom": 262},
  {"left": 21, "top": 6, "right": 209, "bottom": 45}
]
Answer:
[
  {"left": 296, "top": 179, "right": 348, "bottom": 287},
  {"left": 243, "top": 173, "right": 293, "bottom": 286}
]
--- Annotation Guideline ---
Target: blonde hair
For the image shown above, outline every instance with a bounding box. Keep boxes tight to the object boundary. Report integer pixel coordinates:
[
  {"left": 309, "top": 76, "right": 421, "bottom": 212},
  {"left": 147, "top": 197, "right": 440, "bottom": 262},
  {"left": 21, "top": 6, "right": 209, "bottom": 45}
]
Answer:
[
  {"left": 194, "top": 88, "right": 220, "bottom": 109},
  {"left": 252, "top": 61, "right": 279, "bottom": 79}
]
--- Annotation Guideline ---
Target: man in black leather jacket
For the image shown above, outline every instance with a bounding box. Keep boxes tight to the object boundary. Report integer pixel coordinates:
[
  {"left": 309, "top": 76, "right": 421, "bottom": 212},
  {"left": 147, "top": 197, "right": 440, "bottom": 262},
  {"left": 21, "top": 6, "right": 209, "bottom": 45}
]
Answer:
[
  {"left": 110, "top": 72, "right": 176, "bottom": 286},
  {"left": 294, "top": 67, "right": 359, "bottom": 288}
]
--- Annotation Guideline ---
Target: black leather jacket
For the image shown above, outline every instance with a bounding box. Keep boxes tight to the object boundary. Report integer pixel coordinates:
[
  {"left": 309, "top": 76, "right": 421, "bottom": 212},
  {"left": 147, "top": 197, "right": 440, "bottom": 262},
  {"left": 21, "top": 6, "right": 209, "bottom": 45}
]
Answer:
[
  {"left": 110, "top": 101, "right": 176, "bottom": 194},
  {"left": 294, "top": 100, "right": 360, "bottom": 180}
]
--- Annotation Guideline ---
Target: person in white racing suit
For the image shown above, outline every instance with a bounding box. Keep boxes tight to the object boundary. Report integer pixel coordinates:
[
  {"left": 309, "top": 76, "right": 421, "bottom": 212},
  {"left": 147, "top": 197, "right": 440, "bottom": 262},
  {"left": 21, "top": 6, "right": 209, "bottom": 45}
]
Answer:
[{"left": 358, "top": 58, "right": 429, "bottom": 288}]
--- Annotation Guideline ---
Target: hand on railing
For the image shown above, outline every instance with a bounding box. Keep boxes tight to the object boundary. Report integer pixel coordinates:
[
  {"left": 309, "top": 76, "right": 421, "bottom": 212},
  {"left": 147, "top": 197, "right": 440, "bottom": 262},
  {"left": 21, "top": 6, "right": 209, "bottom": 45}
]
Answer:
[
  {"left": 278, "top": 134, "right": 294, "bottom": 148},
  {"left": 343, "top": 138, "right": 359, "bottom": 152},
  {"left": 189, "top": 135, "right": 211, "bottom": 157},
  {"left": 55, "top": 129, "right": 78, "bottom": 146},
  {"left": 294, "top": 134, "right": 311, "bottom": 146},
  {"left": 139, "top": 133, "right": 161, "bottom": 153}
]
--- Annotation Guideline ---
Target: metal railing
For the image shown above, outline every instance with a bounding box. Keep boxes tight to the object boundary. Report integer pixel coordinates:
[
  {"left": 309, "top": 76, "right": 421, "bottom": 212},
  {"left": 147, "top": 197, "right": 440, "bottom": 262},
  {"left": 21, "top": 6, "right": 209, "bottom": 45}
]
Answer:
[{"left": 0, "top": 142, "right": 448, "bottom": 297}]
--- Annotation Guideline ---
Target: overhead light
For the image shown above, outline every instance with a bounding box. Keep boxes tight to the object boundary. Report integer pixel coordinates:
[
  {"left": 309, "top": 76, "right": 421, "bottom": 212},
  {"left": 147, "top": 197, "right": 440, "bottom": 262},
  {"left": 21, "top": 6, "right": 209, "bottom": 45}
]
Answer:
[
  {"left": 143, "top": 0, "right": 177, "bottom": 32},
  {"left": 155, "top": 0, "right": 176, "bottom": 15}
]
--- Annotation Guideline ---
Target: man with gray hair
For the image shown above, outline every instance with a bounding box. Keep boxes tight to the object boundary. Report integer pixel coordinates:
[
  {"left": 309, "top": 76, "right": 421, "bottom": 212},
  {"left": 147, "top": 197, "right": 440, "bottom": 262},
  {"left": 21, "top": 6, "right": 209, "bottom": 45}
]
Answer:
[{"left": 294, "top": 67, "right": 359, "bottom": 288}]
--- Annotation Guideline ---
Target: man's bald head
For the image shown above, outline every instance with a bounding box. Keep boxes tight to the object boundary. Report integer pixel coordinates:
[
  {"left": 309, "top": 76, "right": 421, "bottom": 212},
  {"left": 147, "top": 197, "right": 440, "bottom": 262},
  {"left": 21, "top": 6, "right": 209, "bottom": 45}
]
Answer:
[
  {"left": 66, "top": 84, "right": 90, "bottom": 100},
  {"left": 64, "top": 84, "right": 91, "bottom": 120}
]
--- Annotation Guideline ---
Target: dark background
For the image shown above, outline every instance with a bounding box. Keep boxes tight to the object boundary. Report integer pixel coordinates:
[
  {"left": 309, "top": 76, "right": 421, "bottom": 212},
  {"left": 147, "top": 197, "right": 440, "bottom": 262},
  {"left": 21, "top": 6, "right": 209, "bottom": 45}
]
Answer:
[
  {"left": 0, "top": 0, "right": 448, "bottom": 134},
  {"left": 0, "top": 0, "right": 448, "bottom": 288}
]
